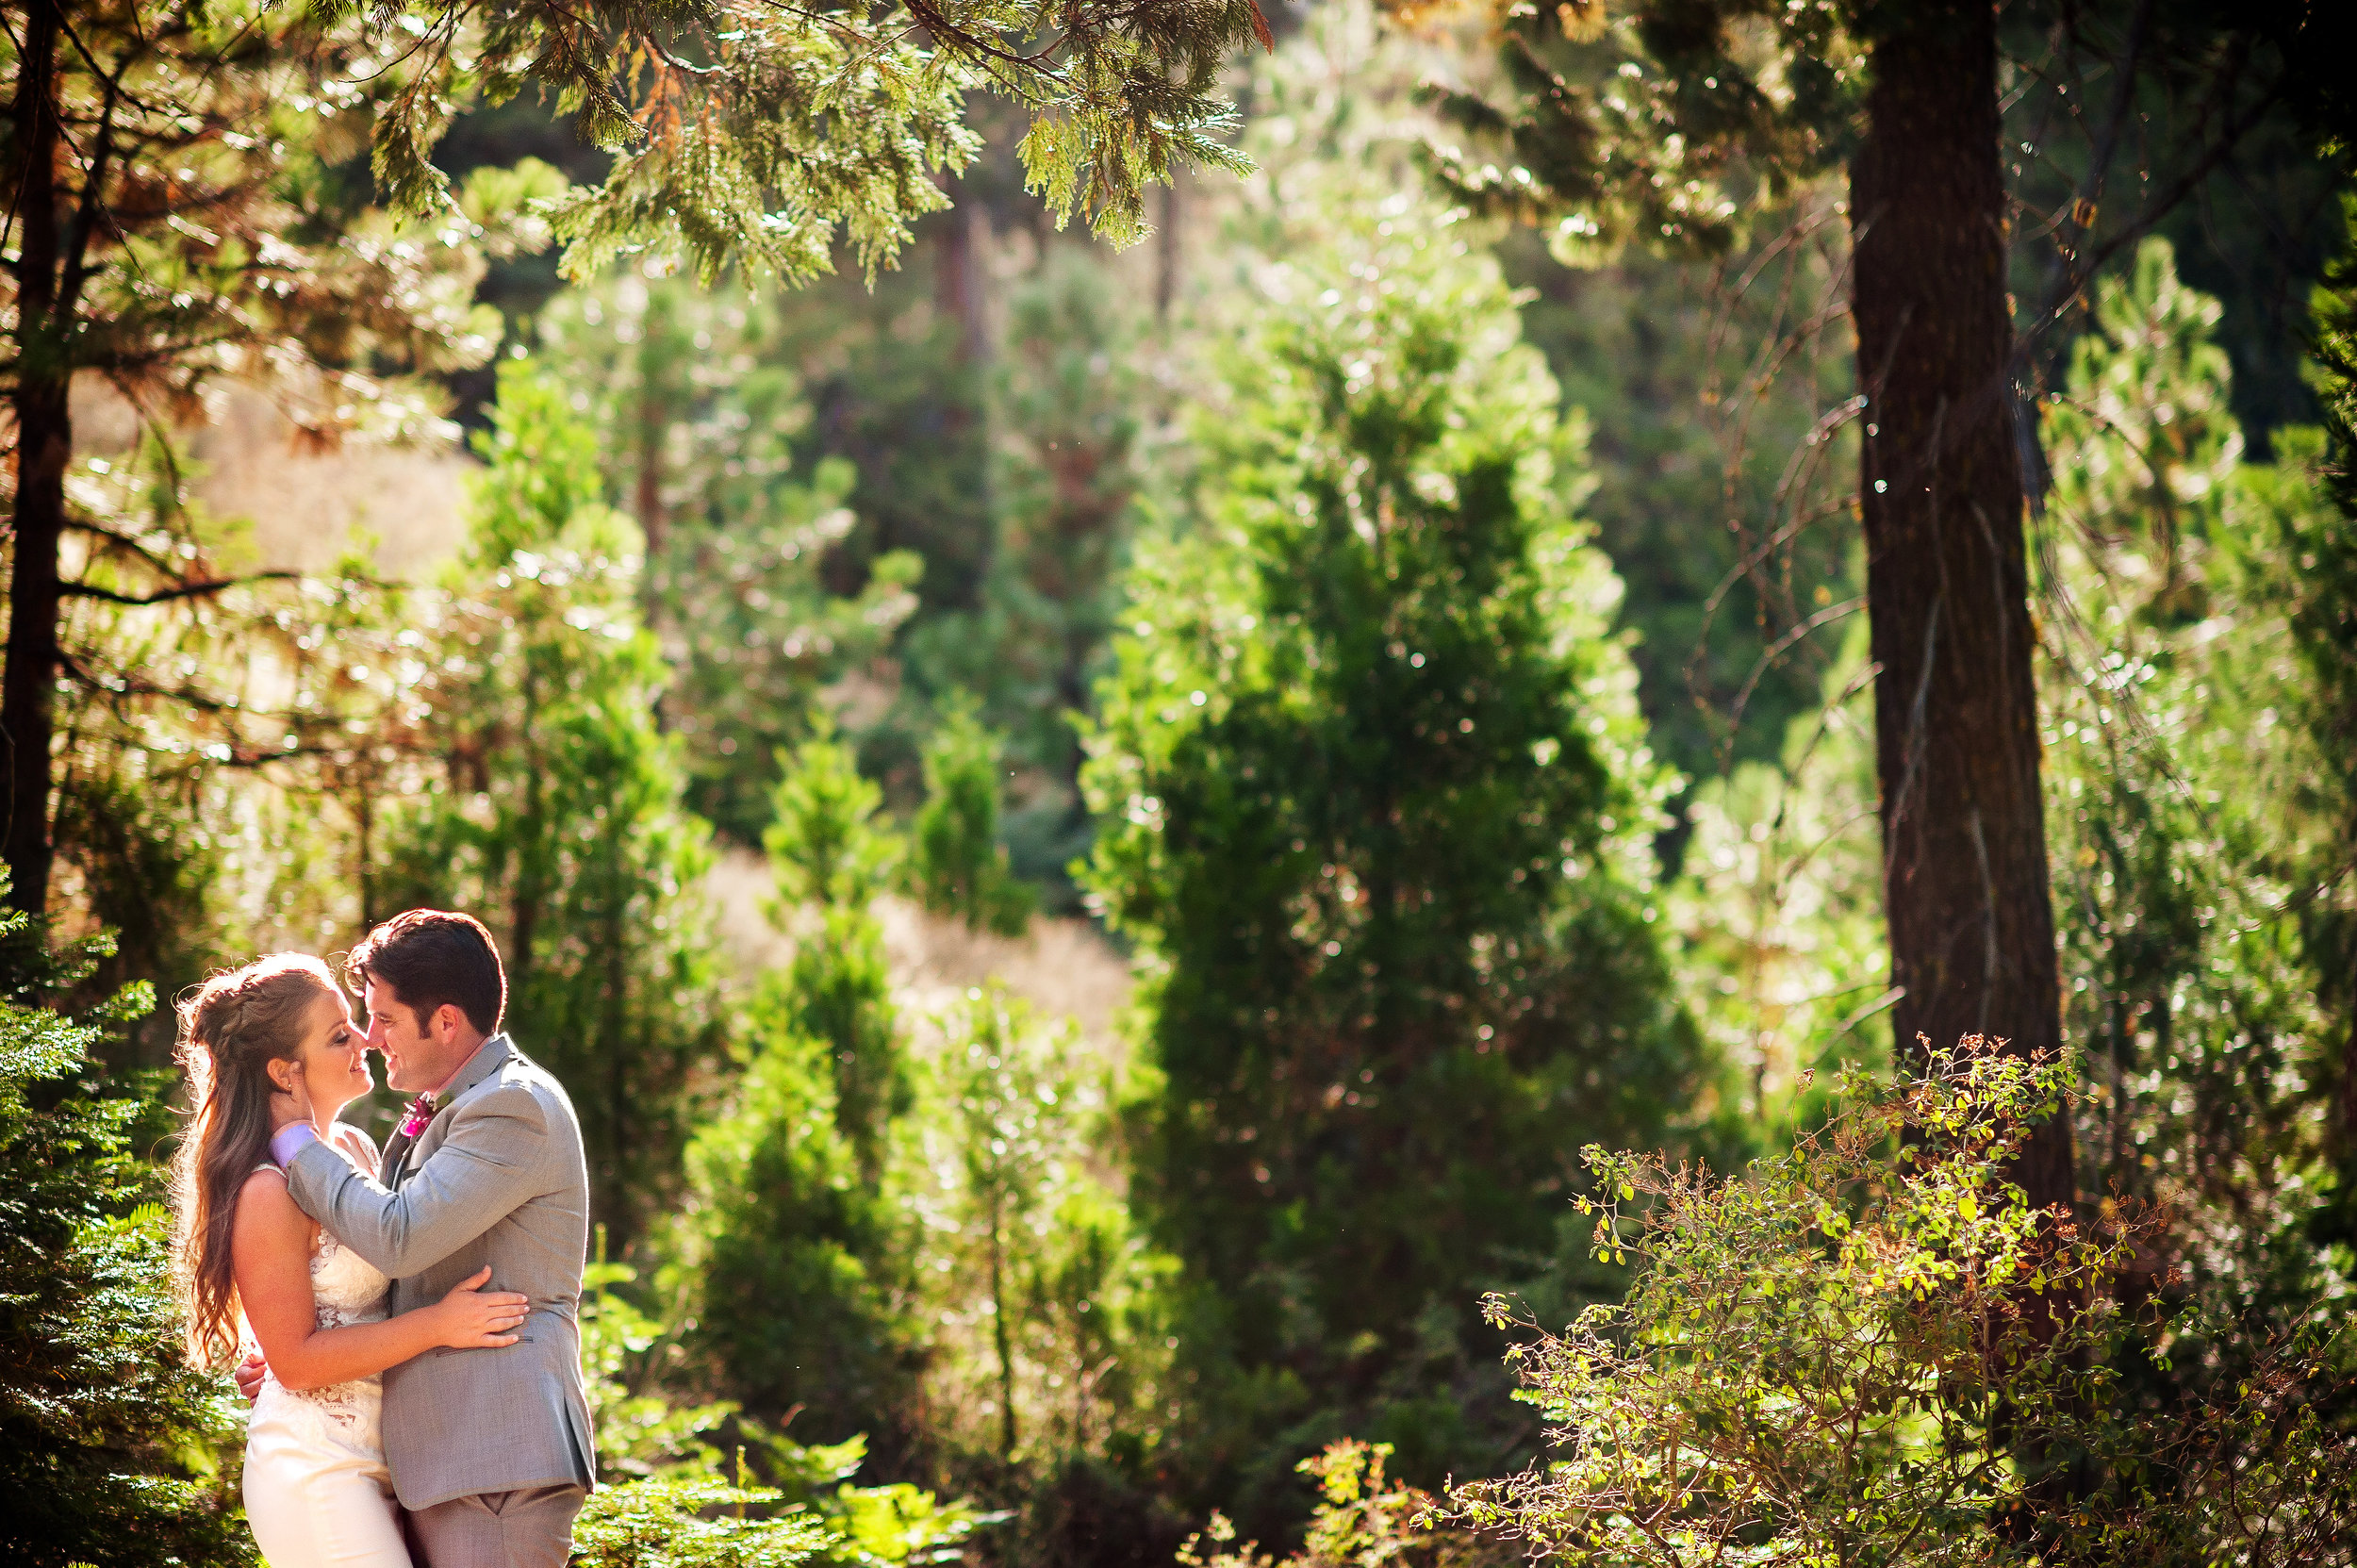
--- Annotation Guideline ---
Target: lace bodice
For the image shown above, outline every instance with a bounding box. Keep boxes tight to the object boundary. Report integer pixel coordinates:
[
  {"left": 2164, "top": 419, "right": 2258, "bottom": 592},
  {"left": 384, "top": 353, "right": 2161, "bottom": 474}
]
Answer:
[
  {"left": 248, "top": 1148, "right": 392, "bottom": 1455},
  {"left": 306, "top": 1223, "right": 392, "bottom": 1329}
]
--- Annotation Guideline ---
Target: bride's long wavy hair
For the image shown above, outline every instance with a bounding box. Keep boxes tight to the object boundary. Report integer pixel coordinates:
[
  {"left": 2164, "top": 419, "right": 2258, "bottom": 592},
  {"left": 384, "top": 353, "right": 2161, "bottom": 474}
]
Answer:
[{"left": 168, "top": 953, "right": 340, "bottom": 1366}]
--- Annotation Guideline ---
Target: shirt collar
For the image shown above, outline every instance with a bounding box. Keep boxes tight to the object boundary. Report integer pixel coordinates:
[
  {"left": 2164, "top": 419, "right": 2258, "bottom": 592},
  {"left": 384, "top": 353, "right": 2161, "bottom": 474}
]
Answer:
[{"left": 430, "top": 1033, "right": 512, "bottom": 1106}]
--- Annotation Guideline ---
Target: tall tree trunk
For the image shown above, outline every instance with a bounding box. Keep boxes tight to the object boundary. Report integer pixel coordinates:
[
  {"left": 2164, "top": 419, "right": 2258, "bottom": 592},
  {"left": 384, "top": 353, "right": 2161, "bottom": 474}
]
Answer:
[
  {"left": 1850, "top": 0, "right": 2072, "bottom": 1213},
  {"left": 5, "top": 0, "right": 69, "bottom": 916},
  {"left": 934, "top": 183, "right": 987, "bottom": 369},
  {"left": 1155, "top": 176, "right": 1182, "bottom": 324}
]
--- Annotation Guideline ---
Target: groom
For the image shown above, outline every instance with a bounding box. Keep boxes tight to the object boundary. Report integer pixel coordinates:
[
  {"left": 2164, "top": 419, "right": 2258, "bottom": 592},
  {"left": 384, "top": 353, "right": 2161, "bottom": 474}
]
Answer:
[{"left": 261, "top": 909, "right": 597, "bottom": 1567}]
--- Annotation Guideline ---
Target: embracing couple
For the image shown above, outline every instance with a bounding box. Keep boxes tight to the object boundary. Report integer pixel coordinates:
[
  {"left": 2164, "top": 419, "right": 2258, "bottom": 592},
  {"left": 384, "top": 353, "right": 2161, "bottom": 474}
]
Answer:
[{"left": 168, "top": 909, "right": 597, "bottom": 1568}]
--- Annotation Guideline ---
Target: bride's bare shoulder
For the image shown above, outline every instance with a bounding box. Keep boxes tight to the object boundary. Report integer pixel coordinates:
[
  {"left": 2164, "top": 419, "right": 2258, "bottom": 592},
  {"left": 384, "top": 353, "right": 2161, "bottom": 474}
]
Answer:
[{"left": 233, "top": 1165, "right": 309, "bottom": 1243}]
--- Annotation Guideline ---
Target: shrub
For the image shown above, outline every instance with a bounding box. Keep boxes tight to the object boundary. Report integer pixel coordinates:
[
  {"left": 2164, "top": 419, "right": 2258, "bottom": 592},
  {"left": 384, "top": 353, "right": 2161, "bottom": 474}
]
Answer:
[
  {"left": 1447, "top": 1038, "right": 2357, "bottom": 1566},
  {"left": 0, "top": 903, "right": 245, "bottom": 1568}
]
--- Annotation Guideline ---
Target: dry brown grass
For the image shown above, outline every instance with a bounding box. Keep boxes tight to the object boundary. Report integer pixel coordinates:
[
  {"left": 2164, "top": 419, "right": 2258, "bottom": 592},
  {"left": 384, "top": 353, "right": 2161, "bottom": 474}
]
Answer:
[{"left": 704, "top": 845, "right": 1135, "bottom": 1066}]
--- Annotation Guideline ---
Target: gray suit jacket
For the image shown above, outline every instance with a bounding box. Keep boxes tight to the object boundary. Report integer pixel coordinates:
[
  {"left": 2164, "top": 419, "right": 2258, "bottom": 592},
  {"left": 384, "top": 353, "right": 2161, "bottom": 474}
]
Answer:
[{"left": 286, "top": 1035, "right": 598, "bottom": 1510}]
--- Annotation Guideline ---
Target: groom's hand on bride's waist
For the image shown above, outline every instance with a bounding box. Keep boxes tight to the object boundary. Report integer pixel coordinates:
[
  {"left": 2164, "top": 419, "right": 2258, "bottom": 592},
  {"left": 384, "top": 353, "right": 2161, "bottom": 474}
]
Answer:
[{"left": 235, "top": 1350, "right": 268, "bottom": 1405}]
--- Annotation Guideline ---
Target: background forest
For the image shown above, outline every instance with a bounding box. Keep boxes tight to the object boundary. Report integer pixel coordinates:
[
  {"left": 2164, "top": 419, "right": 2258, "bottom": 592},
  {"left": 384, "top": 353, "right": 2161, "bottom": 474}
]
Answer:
[{"left": 7, "top": 0, "right": 2357, "bottom": 1564}]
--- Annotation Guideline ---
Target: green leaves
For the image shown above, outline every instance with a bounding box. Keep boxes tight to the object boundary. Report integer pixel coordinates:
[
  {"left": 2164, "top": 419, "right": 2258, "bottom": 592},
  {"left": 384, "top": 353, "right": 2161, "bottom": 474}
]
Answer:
[
  {"left": 350, "top": 0, "right": 1270, "bottom": 282},
  {"left": 380, "top": 357, "right": 725, "bottom": 1248},
  {"left": 0, "top": 907, "right": 243, "bottom": 1568},
  {"left": 1448, "top": 1038, "right": 2357, "bottom": 1565}
]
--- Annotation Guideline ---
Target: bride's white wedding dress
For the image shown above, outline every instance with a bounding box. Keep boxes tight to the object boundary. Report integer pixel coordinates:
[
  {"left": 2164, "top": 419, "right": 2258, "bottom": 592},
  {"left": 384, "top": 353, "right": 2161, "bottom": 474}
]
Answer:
[{"left": 242, "top": 1149, "right": 411, "bottom": 1568}]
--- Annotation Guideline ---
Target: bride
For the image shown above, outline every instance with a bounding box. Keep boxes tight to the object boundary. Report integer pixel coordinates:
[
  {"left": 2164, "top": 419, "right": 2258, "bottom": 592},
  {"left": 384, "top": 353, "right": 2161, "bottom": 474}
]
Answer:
[{"left": 169, "top": 953, "right": 530, "bottom": 1568}]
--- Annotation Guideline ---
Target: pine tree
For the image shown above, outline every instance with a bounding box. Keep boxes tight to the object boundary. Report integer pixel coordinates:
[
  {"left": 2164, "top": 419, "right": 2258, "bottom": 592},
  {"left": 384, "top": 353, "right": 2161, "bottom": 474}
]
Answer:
[
  {"left": 0, "top": 900, "right": 243, "bottom": 1568},
  {"left": 346, "top": 0, "right": 1272, "bottom": 284},
  {"left": 686, "top": 727, "right": 921, "bottom": 1449},
  {"left": 910, "top": 705, "right": 1036, "bottom": 937},
  {"left": 904, "top": 251, "right": 1149, "bottom": 898},
  {"left": 1081, "top": 183, "right": 1706, "bottom": 1524},
  {"left": 1416, "top": 0, "right": 2342, "bottom": 1216},
  {"left": 536, "top": 277, "right": 925, "bottom": 842},
  {"left": 380, "top": 359, "right": 725, "bottom": 1251}
]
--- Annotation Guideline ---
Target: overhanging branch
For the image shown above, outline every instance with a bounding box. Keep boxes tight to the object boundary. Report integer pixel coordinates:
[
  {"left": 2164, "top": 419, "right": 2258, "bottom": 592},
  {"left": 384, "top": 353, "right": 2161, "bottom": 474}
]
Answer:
[{"left": 62, "top": 569, "right": 299, "bottom": 606}]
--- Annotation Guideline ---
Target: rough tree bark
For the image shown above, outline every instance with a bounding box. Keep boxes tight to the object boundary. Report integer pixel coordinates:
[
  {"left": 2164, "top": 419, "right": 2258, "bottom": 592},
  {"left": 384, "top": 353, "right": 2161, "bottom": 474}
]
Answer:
[
  {"left": 5, "top": 0, "right": 69, "bottom": 916},
  {"left": 1850, "top": 0, "right": 2073, "bottom": 1213}
]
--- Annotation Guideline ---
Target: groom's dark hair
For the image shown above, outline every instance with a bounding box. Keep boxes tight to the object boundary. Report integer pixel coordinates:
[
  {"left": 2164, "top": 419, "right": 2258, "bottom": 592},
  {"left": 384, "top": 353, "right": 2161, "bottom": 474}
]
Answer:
[{"left": 348, "top": 909, "right": 507, "bottom": 1036}]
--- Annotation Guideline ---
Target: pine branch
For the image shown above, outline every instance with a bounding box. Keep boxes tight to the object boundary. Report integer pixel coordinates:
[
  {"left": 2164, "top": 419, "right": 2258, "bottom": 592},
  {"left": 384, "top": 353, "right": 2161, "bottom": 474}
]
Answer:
[{"left": 62, "top": 571, "right": 300, "bottom": 607}]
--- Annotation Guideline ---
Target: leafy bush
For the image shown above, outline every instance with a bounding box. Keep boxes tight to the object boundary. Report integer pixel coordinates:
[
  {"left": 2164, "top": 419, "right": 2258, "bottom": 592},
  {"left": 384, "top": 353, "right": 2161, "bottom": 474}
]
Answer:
[
  {"left": 571, "top": 1477, "right": 833, "bottom": 1568},
  {"left": 580, "top": 1250, "right": 986, "bottom": 1568},
  {"left": 1447, "top": 1039, "right": 2356, "bottom": 1565},
  {"left": 909, "top": 987, "right": 1166, "bottom": 1466},
  {"left": 0, "top": 905, "right": 246, "bottom": 1568},
  {"left": 686, "top": 727, "right": 922, "bottom": 1446}
]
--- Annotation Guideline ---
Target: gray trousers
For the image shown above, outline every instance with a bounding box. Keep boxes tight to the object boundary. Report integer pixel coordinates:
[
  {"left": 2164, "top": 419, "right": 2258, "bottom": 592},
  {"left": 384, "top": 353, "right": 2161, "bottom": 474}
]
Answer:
[{"left": 404, "top": 1484, "right": 584, "bottom": 1568}]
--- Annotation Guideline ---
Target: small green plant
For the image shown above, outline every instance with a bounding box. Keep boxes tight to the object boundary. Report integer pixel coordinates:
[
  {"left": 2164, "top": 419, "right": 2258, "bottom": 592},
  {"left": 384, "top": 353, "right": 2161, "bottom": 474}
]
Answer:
[
  {"left": 1177, "top": 1440, "right": 1505, "bottom": 1568},
  {"left": 571, "top": 1478, "right": 832, "bottom": 1568},
  {"left": 914, "top": 986, "right": 1163, "bottom": 1464},
  {"left": 580, "top": 1243, "right": 988, "bottom": 1568}
]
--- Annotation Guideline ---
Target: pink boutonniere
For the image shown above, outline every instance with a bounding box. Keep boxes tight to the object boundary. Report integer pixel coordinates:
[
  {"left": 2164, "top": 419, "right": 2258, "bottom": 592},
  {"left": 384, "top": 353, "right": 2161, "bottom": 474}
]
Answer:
[{"left": 396, "top": 1092, "right": 437, "bottom": 1139}]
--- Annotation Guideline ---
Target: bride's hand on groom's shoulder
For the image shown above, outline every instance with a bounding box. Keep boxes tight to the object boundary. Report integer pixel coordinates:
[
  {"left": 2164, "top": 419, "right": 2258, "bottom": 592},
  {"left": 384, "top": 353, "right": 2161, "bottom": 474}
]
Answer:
[{"left": 429, "top": 1265, "right": 532, "bottom": 1350}]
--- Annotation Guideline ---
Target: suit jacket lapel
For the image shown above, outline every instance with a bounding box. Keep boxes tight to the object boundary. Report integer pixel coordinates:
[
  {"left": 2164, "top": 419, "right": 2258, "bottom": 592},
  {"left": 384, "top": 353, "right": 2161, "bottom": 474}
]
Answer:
[
  {"left": 386, "top": 1035, "right": 515, "bottom": 1188},
  {"left": 378, "top": 1127, "right": 416, "bottom": 1186}
]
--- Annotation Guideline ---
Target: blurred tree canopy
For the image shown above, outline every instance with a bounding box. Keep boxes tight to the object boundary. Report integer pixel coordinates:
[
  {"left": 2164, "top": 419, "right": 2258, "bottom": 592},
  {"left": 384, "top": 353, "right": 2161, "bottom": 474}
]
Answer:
[
  {"left": 7, "top": 3, "right": 2357, "bottom": 1565},
  {"left": 1421, "top": 0, "right": 2350, "bottom": 1216},
  {"left": 378, "top": 359, "right": 727, "bottom": 1250},
  {"left": 0, "top": 0, "right": 536, "bottom": 917}
]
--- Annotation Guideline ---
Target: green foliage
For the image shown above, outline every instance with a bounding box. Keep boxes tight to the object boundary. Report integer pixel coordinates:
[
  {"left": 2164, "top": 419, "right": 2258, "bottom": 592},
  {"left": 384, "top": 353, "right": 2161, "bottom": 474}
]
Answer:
[
  {"left": 579, "top": 1251, "right": 987, "bottom": 1568},
  {"left": 2294, "top": 193, "right": 2357, "bottom": 1223},
  {"left": 352, "top": 0, "right": 1265, "bottom": 280},
  {"left": 571, "top": 1479, "right": 833, "bottom": 1568},
  {"left": 1668, "top": 620, "right": 1887, "bottom": 1121},
  {"left": 910, "top": 987, "right": 1162, "bottom": 1464},
  {"left": 2034, "top": 239, "right": 2350, "bottom": 1312},
  {"left": 5, "top": 0, "right": 504, "bottom": 431},
  {"left": 899, "top": 249, "right": 1149, "bottom": 899},
  {"left": 681, "top": 1016, "right": 919, "bottom": 1449},
  {"left": 1418, "top": 0, "right": 1859, "bottom": 258},
  {"left": 689, "top": 730, "right": 918, "bottom": 1443},
  {"left": 1178, "top": 1441, "right": 1506, "bottom": 1568},
  {"left": 1083, "top": 167, "right": 1707, "bottom": 1519},
  {"left": 0, "top": 905, "right": 245, "bottom": 1568},
  {"left": 763, "top": 727, "right": 911, "bottom": 1171},
  {"left": 766, "top": 725, "right": 903, "bottom": 914},
  {"left": 910, "top": 707, "right": 1035, "bottom": 937},
  {"left": 536, "top": 277, "right": 925, "bottom": 842},
  {"left": 1499, "top": 201, "right": 1861, "bottom": 787},
  {"left": 380, "top": 358, "right": 726, "bottom": 1247},
  {"left": 1448, "top": 1040, "right": 2357, "bottom": 1566}
]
